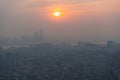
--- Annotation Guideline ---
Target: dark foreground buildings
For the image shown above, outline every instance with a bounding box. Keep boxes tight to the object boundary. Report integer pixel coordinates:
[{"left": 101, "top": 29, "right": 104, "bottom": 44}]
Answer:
[{"left": 0, "top": 41, "right": 120, "bottom": 80}]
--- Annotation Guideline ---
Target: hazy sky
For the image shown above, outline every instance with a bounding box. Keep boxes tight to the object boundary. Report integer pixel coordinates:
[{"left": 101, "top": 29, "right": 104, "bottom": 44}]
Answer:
[{"left": 0, "top": 0, "right": 120, "bottom": 42}]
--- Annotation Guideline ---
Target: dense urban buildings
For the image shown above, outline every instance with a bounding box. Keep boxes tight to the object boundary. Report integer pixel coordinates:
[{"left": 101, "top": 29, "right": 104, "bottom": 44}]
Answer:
[{"left": 0, "top": 41, "right": 120, "bottom": 80}]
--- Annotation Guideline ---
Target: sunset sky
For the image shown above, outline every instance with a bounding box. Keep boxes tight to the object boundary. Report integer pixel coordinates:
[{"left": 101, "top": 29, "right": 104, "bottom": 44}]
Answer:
[{"left": 0, "top": 0, "right": 120, "bottom": 42}]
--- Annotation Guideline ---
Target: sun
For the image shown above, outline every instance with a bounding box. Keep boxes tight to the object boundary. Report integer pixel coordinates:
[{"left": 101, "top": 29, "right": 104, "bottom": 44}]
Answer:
[{"left": 53, "top": 11, "right": 61, "bottom": 17}]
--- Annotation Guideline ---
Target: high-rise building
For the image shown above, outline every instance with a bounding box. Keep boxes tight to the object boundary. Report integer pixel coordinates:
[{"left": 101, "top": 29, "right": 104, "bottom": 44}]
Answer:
[
  {"left": 107, "top": 40, "right": 114, "bottom": 47},
  {"left": 34, "top": 30, "right": 44, "bottom": 42}
]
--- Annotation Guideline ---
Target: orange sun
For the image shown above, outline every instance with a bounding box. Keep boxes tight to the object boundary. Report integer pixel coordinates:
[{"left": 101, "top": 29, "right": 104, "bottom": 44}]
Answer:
[{"left": 53, "top": 11, "right": 61, "bottom": 17}]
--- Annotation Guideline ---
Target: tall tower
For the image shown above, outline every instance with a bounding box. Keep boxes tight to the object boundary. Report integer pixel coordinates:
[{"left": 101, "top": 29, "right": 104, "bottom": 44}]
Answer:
[
  {"left": 38, "top": 30, "right": 44, "bottom": 41},
  {"left": 0, "top": 27, "right": 3, "bottom": 45}
]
